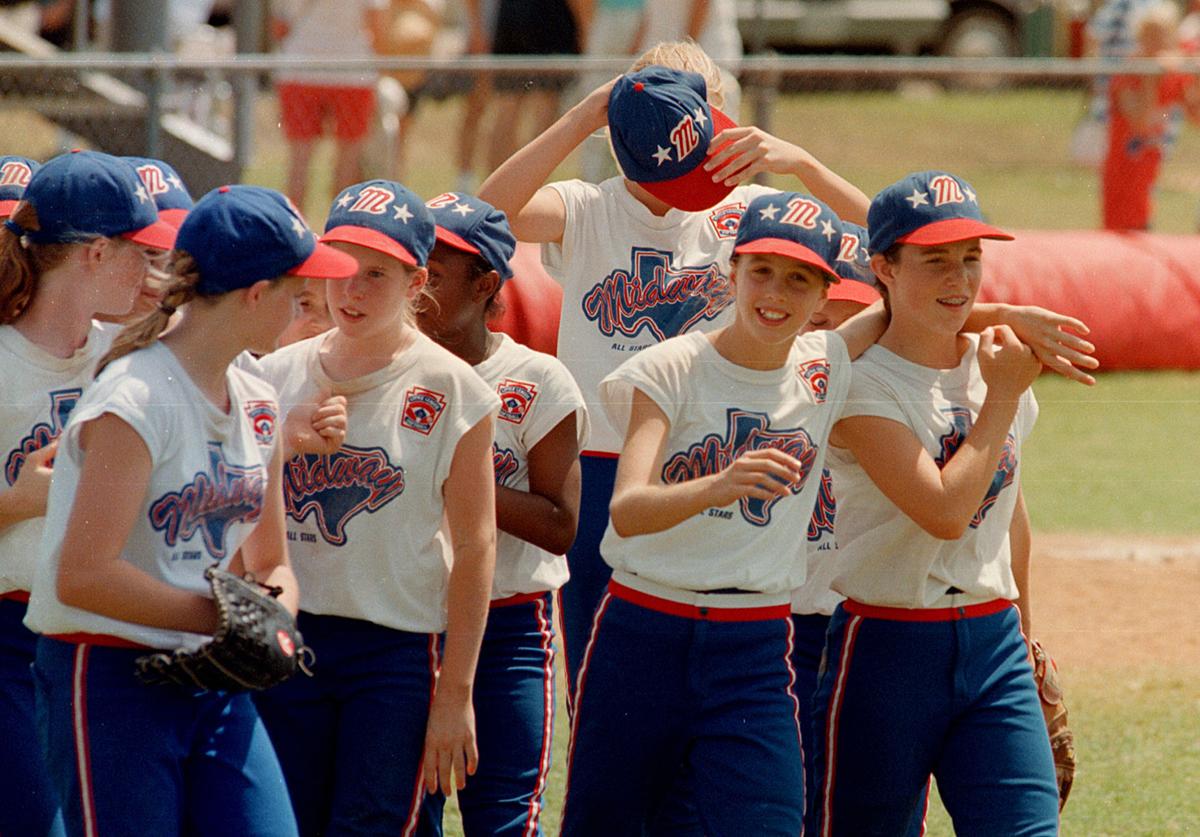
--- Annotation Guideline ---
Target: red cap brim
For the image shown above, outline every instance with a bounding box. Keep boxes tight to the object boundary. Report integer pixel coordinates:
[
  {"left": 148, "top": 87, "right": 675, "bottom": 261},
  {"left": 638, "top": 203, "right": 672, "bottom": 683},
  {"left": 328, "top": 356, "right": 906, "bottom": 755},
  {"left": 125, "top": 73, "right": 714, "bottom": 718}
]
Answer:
[
  {"left": 0, "top": 199, "right": 18, "bottom": 219},
  {"left": 828, "top": 279, "right": 881, "bottom": 305},
  {"left": 121, "top": 218, "right": 178, "bottom": 250},
  {"left": 895, "top": 218, "right": 1014, "bottom": 247},
  {"left": 640, "top": 107, "right": 741, "bottom": 212},
  {"left": 288, "top": 240, "right": 359, "bottom": 279},
  {"left": 434, "top": 225, "right": 481, "bottom": 254},
  {"left": 321, "top": 224, "right": 418, "bottom": 267},
  {"left": 158, "top": 208, "right": 190, "bottom": 230},
  {"left": 733, "top": 238, "right": 839, "bottom": 282}
]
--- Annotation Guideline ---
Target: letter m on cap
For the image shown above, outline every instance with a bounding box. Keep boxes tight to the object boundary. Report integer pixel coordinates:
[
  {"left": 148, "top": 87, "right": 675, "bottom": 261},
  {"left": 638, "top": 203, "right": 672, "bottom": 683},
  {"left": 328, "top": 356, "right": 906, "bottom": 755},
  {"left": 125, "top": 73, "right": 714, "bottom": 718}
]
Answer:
[
  {"left": 930, "top": 175, "right": 966, "bottom": 207},
  {"left": 350, "top": 186, "right": 394, "bottom": 215},
  {"left": 670, "top": 115, "right": 701, "bottom": 162}
]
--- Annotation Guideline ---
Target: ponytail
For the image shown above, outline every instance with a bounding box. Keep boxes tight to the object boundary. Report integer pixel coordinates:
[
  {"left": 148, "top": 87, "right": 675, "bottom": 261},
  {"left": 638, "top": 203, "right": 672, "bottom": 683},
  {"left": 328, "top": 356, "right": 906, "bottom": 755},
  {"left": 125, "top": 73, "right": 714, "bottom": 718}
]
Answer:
[
  {"left": 96, "top": 253, "right": 201, "bottom": 377},
  {"left": 0, "top": 203, "right": 74, "bottom": 325}
]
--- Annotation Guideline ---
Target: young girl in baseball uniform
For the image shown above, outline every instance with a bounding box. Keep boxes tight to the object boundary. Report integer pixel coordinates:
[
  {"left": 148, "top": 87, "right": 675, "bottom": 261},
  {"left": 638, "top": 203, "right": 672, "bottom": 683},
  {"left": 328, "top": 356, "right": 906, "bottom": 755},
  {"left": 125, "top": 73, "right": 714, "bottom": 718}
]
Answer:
[
  {"left": 561, "top": 193, "right": 884, "bottom": 836},
  {"left": 811, "top": 171, "right": 1062, "bottom": 836},
  {"left": 478, "top": 46, "right": 873, "bottom": 698},
  {"left": 0, "top": 150, "right": 176, "bottom": 837},
  {"left": 418, "top": 192, "right": 588, "bottom": 836},
  {"left": 24, "top": 183, "right": 356, "bottom": 837},
  {"left": 252, "top": 180, "right": 499, "bottom": 836}
]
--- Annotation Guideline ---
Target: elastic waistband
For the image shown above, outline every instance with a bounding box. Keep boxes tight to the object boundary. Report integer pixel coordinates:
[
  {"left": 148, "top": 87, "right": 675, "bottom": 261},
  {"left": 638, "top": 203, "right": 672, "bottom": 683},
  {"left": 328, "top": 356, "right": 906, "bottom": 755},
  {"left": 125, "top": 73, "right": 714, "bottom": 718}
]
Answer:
[
  {"left": 490, "top": 591, "right": 551, "bottom": 609},
  {"left": 609, "top": 573, "right": 790, "bottom": 622},
  {"left": 1, "top": 590, "right": 30, "bottom": 604},
  {"left": 580, "top": 450, "right": 619, "bottom": 460},
  {"left": 844, "top": 599, "right": 1013, "bottom": 623},
  {"left": 46, "top": 632, "right": 154, "bottom": 650}
]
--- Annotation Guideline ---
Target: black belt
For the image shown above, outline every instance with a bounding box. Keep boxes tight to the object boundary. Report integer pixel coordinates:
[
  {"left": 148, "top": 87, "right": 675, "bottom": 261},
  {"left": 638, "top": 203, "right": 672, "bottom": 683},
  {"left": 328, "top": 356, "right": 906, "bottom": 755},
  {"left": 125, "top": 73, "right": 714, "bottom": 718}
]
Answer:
[
  {"left": 695, "top": 587, "right": 759, "bottom": 595},
  {"left": 946, "top": 586, "right": 965, "bottom": 595}
]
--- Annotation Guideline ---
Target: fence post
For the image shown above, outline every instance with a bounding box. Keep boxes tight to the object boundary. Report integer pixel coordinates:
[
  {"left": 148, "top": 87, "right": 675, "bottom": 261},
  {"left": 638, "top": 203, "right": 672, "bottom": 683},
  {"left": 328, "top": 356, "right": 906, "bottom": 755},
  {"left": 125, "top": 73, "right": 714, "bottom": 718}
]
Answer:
[
  {"left": 110, "top": 0, "right": 168, "bottom": 157},
  {"left": 233, "top": 0, "right": 266, "bottom": 174}
]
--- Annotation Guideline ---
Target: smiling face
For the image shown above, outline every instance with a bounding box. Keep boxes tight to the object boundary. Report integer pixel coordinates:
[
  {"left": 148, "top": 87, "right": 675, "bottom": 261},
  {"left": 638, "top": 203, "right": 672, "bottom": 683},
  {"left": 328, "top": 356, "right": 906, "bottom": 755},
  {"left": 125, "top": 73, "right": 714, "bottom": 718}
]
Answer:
[
  {"left": 731, "top": 253, "right": 831, "bottom": 348},
  {"left": 873, "top": 238, "right": 983, "bottom": 336},
  {"left": 324, "top": 241, "right": 425, "bottom": 343}
]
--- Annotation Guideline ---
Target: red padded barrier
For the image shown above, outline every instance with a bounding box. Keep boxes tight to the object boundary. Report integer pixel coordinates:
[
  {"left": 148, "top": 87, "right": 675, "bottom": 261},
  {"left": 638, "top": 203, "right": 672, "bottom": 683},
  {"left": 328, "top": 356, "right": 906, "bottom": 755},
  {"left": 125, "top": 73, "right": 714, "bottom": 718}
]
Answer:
[
  {"left": 981, "top": 231, "right": 1200, "bottom": 371},
  {"left": 492, "top": 235, "right": 1200, "bottom": 370}
]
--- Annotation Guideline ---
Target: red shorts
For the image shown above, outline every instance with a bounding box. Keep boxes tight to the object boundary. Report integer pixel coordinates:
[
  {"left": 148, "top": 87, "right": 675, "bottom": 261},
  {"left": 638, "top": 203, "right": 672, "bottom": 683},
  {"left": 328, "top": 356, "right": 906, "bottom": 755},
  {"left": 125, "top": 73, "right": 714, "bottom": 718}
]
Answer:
[{"left": 277, "top": 83, "right": 376, "bottom": 142}]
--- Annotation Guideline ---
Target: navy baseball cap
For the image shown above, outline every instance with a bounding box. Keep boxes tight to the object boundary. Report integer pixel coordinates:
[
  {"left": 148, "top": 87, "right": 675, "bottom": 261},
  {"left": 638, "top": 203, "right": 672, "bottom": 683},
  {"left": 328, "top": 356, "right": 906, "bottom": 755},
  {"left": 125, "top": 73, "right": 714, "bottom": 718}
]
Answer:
[
  {"left": 828, "top": 221, "right": 881, "bottom": 304},
  {"left": 732, "top": 192, "right": 840, "bottom": 282},
  {"left": 867, "top": 171, "right": 1013, "bottom": 254},
  {"left": 13, "top": 150, "right": 176, "bottom": 249},
  {"left": 177, "top": 185, "right": 358, "bottom": 295},
  {"left": 323, "top": 180, "right": 435, "bottom": 267},
  {"left": 124, "top": 156, "right": 194, "bottom": 230},
  {"left": 0, "top": 156, "right": 39, "bottom": 219},
  {"left": 607, "top": 66, "right": 739, "bottom": 212},
  {"left": 426, "top": 192, "right": 516, "bottom": 281}
]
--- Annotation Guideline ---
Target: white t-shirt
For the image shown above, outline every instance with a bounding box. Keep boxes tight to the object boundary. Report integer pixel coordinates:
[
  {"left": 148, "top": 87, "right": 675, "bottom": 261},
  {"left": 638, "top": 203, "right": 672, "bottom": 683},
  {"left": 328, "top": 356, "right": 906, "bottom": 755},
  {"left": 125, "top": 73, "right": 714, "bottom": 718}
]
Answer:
[
  {"left": 276, "top": 0, "right": 388, "bottom": 86},
  {"left": 790, "top": 466, "right": 844, "bottom": 616},
  {"left": 476, "top": 333, "right": 589, "bottom": 599},
  {"left": 0, "top": 324, "right": 113, "bottom": 595},
  {"left": 542, "top": 177, "right": 776, "bottom": 453},
  {"left": 829, "top": 336, "right": 1038, "bottom": 608},
  {"left": 256, "top": 331, "right": 500, "bottom": 633},
  {"left": 598, "top": 330, "right": 851, "bottom": 594},
  {"left": 26, "top": 343, "right": 280, "bottom": 650}
]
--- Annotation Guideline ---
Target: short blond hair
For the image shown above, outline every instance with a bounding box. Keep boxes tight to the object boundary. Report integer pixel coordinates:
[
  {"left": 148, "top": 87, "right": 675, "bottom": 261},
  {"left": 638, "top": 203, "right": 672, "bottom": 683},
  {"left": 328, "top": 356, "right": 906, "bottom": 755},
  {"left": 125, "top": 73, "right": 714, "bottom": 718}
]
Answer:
[{"left": 628, "top": 40, "right": 725, "bottom": 111}]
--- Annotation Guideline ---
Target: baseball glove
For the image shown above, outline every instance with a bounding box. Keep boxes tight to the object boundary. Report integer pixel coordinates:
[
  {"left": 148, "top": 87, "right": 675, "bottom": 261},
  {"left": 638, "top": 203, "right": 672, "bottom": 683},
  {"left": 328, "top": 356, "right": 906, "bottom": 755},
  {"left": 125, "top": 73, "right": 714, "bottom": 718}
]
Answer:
[
  {"left": 1030, "top": 638, "right": 1075, "bottom": 811},
  {"left": 135, "top": 566, "right": 313, "bottom": 692}
]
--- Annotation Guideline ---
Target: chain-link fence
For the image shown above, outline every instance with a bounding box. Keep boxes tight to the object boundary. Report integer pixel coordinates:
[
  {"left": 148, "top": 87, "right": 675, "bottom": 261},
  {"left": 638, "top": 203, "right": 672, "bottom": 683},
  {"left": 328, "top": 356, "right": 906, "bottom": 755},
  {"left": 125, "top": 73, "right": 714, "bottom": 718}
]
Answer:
[{"left": 1, "top": 50, "right": 1199, "bottom": 232}]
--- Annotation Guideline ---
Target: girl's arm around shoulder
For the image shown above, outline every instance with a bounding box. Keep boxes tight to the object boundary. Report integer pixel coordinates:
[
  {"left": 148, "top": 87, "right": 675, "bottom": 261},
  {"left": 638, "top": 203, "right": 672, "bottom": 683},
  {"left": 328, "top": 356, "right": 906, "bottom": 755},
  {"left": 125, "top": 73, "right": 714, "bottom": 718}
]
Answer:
[
  {"left": 965, "top": 303, "right": 1098, "bottom": 385},
  {"left": 496, "top": 412, "right": 582, "bottom": 555},
  {"left": 229, "top": 444, "right": 300, "bottom": 615},
  {"left": 478, "top": 79, "right": 617, "bottom": 244},
  {"left": 55, "top": 414, "right": 219, "bottom": 634},
  {"left": 608, "top": 388, "right": 802, "bottom": 537},
  {"left": 834, "top": 298, "right": 888, "bottom": 360},
  {"left": 831, "top": 327, "right": 1040, "bottom": 540},
  {"left": 424, "top": 412, "right": 496, "bottom": 796}
]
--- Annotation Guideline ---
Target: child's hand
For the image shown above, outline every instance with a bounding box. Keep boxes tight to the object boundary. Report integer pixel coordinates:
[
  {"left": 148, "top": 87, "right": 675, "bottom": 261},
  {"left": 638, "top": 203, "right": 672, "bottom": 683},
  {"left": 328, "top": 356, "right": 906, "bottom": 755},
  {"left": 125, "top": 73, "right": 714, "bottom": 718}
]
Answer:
[
  {"left": 703, "top": 127, "right": 809, "bottom": 187},
  {"left": 576, "top": 77, "right": 620, "bottom": 134},
  {"left": 1002, "top": 306, "right": 1097, "bottom": 386},
  {"left": 707, "top": 448, "right": 803, "bottom": 509},
  {"left": 283, "top": 394, "right": 348, "bottom": 458},
  {"left": 8, "top": 441, "right": 57, "bottom": 519},
  {"left": 978, "top": 326, "right": 1042, "bottom": 400}
]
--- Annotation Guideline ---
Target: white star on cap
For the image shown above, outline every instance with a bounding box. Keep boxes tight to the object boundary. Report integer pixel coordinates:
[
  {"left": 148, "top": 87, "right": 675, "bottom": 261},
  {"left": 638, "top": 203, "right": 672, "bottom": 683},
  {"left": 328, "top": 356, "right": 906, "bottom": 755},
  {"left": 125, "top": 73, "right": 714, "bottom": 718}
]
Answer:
[
  {"left": 337, "top": 192, "right": 355, "bottom": 209},
  {"left": 821, "top": 219, "right": 838, "bottom": 241},
  {"left": 652, "top": 145, "right": 672, "bottom": 166},
  {"left": 906, "top": 189, "right": 930, "bottom": 208},
  {"left": 452, "top": 202, "right": 474, "bottom": 217},
  {"left": 134, "top": 185, "right": 149, "bottom": 204},
  {"left": 290, "top": 215, "right": 308, "bottom": 239},
  {"left": 693, "top": 107, "right": 708, "bottom": 128},
  {"left": 758, "top": 203, "right": 780, "bottom": 221},
  {"left": 393, "top": 203, "right": 413, "bottom": 223},
  {"left": 964, "top": 187, "right": 977, "bottom": 204}
]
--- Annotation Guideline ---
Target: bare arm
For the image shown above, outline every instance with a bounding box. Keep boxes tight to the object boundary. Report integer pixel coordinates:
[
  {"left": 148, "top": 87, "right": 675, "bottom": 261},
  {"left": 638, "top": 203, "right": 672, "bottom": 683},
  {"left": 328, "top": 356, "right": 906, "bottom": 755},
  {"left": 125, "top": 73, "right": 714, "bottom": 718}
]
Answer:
[
  {"left": 834, "top": 299, "right": 888, "bottom": 360},
  {"left": 685, "top": 0, "right": 711, "bottom": 40},
  {"left": 1009, "top": 485, "right": 1033, "bottom": 636},
  {"left": 230, "top": 445, "right": 300, "bottom": 616},
  {"left": 829, "top": 327, "right": 1040, "bottom": 540},
  {"left": 702, "top": 130, "right": 870, "bottom": 224},
  {"left": 965, "top": 303, "right": 1097, "bottom": 385},
  {"left": 423, "top": 414, "right": 497, "bottom": 795},
  {"left": 477, "top": 80, "right": 616, "bottom": 243},
  {"left": 55, "top": 415, "right": 218, "bottom": 634},
  {"left": 495, "top": 413, "right": 582, "bottom": 555},
  {"left": 609, "top": 388, "right": 801, "bottom": 536}
]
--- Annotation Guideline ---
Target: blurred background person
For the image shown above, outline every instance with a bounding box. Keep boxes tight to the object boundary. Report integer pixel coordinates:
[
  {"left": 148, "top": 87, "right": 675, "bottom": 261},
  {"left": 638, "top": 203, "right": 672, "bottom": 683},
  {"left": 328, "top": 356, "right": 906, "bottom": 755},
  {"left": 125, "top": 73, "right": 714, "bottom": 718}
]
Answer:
[{"left": 272, "top": 0, "right": 390, "bottom": 214}]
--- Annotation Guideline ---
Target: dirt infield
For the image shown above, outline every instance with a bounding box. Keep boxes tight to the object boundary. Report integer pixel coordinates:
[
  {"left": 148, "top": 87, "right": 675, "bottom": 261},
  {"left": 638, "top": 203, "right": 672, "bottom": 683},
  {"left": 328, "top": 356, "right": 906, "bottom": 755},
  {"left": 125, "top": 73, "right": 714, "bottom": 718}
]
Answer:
[{"left": 1032, "top": 534, "right": 1200, "bottom": 673}]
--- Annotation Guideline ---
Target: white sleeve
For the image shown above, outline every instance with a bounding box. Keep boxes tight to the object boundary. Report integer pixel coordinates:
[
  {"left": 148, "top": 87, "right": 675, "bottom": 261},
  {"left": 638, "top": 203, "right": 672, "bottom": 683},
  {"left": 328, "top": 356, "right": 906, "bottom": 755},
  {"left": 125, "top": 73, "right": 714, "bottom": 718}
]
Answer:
[
  {"left": 597, "top": 343, "right": 686, "bottom": 442},
  {"left": 64, "top": 375, "right": 174, "bottom": 467},
  {"left": 838, "top": 359, "right": 909, "bottom": 426},
  {"left": 518, "top": 357, "right": 590, "bottom": 452},
  {"left": 540, "top": 179, "right": 601, "bottom": 284}
]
